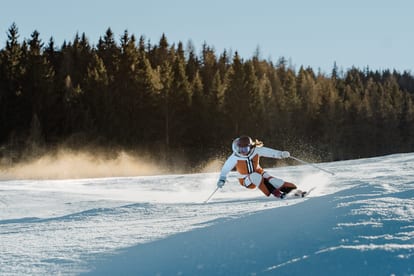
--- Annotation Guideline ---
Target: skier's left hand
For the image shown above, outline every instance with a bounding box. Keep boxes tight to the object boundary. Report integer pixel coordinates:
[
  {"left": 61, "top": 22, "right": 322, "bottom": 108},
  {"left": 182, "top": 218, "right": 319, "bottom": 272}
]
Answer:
[
  {"left": 217, "top": 177, "right": 226, "bottom": 188},
  {"left": 281, "top": 151, "right": 290, "bottom": 158}
]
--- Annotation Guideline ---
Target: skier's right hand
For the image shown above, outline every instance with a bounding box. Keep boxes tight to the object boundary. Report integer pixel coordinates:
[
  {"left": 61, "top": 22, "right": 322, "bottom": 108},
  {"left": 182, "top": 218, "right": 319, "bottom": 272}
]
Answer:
[
  {"left": 217, "top": 177, "right": 226, "bottom": 188},
  {"left": 281, "top": 151, "right": 290, "bottom": 158}
]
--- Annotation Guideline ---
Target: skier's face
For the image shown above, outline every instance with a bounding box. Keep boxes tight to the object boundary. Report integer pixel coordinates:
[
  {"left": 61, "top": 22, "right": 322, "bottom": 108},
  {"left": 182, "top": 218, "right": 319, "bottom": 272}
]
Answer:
[{"left": 239, "top": 145, "right": 251, "bottom": 155}]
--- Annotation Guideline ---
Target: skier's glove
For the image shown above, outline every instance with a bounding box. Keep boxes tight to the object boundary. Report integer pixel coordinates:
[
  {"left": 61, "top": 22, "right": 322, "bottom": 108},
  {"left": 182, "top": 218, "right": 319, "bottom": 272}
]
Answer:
[
  {"left": 217, "top": 177, "right": 226, "bottom": 188},
  {"left": 281, "top": 151, "right": 290, "bottom": 158}
]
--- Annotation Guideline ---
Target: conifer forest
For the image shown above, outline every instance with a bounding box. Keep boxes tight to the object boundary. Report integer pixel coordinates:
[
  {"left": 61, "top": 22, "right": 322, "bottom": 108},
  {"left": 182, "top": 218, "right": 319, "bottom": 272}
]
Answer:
[{"left": 1, "top": 23, "right": 414, "bottom": 169}]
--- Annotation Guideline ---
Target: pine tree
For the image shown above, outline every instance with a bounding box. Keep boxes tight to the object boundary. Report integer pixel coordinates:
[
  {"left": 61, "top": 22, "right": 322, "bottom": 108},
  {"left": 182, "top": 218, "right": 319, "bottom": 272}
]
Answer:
[
  {"left": 315, "top": 77, "right": 341, "bottom": 159},
  {"left": 0, "top": 23, "right": 27, "bottom": 144},
  {"left": 23, "top": 30, "right": 55, "bottom": 145},
  {"left": 169, "top": 48, "right": 191, "bottom": 146},
  {"left": 200, "top": 43, "right": 217, "bottom": 99},
  {"left": 113, "top": 30, "right": 141, "bottom": 144},
  {"left": 243, "top": 61, "right": 262, "bottom": 134},
  {"left": 83, "top": 51, "right": 109, "bottom": 137},
  {"left": 97, "top": 28, "right": 120, "bottom": 84},
  {"left": 188, "top": 71, "right": 206, "bottom": 147},
  {"left": 295, "top": 67, "right": 315, "bottom": 139},
  {"left": 267, "top": 69, "right": 285, "bottom": 146},
  {"left": 399, "top": 92, "right": 414, "bottom": 150},
  {"left": 135, "top": 44, "right": 162, "bottom": 143},
  {"left": 185, "top": 40, "right": 198, "bottom": 83},
  {"left": 257, "top": 69, "right": 275, "bottom": 139},
  {"left": 159, "top": 58, "right": 173, "bottom": 156},
  {"left": 209, "top": 70, "right": 226, "bottom": 143},
  {"left": 150, "top": 33, "right": 169, "bottom": 68},
  {"left": 222, "top": 52, "right": 246, "bottom": 137}
]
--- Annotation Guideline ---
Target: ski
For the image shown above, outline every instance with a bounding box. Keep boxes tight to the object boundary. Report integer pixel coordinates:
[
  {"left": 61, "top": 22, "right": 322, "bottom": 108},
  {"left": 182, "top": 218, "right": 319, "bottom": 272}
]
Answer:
[
  {"left": 281, "top": 187, "right": 315, "bottom": 199},
  {"left": 298, "top": 187, "right": 316, "bottom": 198}
]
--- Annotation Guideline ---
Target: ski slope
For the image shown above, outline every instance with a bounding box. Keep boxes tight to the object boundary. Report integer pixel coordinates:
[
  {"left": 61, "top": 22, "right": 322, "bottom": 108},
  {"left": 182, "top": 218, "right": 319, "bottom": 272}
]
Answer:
[{"left": 1, "top": 153, "right": 414, "bottom": 275}]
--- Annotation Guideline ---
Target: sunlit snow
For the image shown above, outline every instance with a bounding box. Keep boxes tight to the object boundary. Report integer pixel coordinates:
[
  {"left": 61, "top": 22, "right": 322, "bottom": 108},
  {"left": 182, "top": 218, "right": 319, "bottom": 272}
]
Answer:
[{"left": 1, "top": 153, "right": 414, "bottom": 275}]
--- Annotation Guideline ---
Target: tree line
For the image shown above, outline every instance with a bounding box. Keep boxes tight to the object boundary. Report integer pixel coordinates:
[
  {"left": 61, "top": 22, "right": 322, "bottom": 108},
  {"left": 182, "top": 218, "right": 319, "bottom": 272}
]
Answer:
[{"left": 1, "top": 23, "right": 414, "bottom": 169}]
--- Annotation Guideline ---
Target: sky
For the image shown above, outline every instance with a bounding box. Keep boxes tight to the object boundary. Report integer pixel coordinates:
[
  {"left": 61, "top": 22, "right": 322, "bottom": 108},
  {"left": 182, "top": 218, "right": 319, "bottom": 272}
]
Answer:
[{"left": 1, "top": 0, "right": 413, "bottom": 73}]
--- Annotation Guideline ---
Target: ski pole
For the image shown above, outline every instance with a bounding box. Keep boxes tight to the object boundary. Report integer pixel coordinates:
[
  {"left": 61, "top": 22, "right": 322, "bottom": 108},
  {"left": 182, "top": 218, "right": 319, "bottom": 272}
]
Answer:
[
  {"left": 289, "top": 156, "right": 335, "bottom": 176},
  {"left": 204, "top": 186, "right": 220, "bottom": 204}
]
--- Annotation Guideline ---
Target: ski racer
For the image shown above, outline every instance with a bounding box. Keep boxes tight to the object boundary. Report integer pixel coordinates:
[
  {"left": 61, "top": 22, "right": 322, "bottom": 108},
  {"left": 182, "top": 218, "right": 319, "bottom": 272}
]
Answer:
[{"left": 216, "top": 135, "right": 299, "bottom": 198}]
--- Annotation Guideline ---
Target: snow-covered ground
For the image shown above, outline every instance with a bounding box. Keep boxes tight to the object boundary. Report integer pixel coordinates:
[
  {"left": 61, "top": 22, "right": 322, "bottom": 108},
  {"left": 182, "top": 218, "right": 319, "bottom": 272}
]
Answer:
[{"left": 1, "top": 153, "right": 414, "bottom": 275}]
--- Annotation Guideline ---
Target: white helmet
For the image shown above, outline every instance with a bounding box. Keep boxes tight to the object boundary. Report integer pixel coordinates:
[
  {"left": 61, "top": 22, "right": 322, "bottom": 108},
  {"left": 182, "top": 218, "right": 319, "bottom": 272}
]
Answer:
[{"left": 232, "top": 135, "right": 254, "bottom": 156}]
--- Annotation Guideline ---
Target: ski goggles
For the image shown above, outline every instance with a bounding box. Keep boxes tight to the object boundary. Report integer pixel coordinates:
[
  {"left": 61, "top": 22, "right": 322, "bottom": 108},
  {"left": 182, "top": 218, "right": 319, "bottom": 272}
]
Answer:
[{"left": 238, "top": 145, "right": 251, "bottom": 155}]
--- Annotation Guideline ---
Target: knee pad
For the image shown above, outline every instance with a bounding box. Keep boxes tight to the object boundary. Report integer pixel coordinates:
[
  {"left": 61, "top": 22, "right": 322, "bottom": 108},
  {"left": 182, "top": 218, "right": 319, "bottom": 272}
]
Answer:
[
  {"left": 244, "top": 172, "right": 263, "bottom": 187},
  {"left": 269, "top": 177, "right": 284, "bottom": 188},
  {"left": 249, "top": 172, "right": 263, "bottom": 186},
  {"left": 262, "top": 172, "right": 283, "bottom": 188}
]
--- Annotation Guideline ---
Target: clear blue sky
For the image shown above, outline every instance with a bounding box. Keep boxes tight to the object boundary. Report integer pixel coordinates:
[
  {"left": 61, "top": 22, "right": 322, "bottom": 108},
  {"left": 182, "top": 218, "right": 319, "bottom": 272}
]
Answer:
[{"left": 1, "top": 0, "right": 413, "bottom": 73}]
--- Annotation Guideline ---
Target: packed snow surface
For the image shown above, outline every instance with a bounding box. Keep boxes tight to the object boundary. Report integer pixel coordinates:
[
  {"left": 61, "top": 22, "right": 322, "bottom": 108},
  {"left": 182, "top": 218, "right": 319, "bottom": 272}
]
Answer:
[{"left": 1, "top": 153, "right": 414, "bottom": 275}]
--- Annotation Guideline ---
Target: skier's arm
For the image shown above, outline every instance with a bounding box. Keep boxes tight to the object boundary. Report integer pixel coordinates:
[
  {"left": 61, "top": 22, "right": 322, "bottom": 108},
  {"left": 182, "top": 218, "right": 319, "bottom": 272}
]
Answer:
[
  {"left": 217, "top": 155, "right": 237, "bottom": 188},
  {"left": 256, "top": 146, "right": 290, "bottom": 159}
]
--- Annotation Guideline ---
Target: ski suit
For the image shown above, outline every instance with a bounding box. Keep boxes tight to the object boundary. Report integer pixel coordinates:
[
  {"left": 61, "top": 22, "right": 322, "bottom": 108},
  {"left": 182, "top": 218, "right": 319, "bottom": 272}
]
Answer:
[{"left": 218, "top": 146, "right": 290, "bottom": 196}]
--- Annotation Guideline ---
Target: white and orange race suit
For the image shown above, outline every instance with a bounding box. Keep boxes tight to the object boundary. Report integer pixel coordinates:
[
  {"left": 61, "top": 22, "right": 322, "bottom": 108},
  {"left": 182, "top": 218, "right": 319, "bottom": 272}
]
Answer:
[{"left": 219, "top": 146, "right": 287, "bottom": 196}]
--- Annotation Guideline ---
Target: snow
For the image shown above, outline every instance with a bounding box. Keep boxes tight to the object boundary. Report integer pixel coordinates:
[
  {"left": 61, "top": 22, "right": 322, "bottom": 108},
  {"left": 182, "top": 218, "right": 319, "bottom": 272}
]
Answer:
[{"left": 1, "top": 153, "right": 414, "bottom": 275}]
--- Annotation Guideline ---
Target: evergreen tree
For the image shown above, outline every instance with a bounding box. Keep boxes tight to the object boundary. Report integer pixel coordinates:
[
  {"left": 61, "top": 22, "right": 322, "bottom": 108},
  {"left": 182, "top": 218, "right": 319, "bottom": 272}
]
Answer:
[
  {"left": 277, "top": 66, "right": 300, "bottom": 142},
  {"left": 315, "top": 76, "right": 341, "bottom": 159},
  {"left": 267, "top": 69, "right": 285, "bottom": 146},
  {"left": 222, "top": 52, "right": 246, "bottom": 137},
  {"left": 56, "top": 33, "right": 94, "bottom": 138},
  {"left": 297, "top": 66, "right": 319, "bottom": 138},
  {"left": 399, "top": 92, "right": 414, "bottom": 150},
  {"left": 159, "top": 58, "right": 173, "bottom": 156},
  {"left": 113, "top": 30, "right": 141, "bottom": 144},
  {"left": 0, "top": 23, "right": 27, "bottom": 144},
  {"left": 188, "top": 71, "right": 206, "bottom": 147},
  {"left": 243, "top": 61, "right": 262, "bottom": 134},
  {"left": 150, "top": 33, "right": 169, "bottom": 68},
  {"left": 134, "top": 43, "right": 163, "bottom": 143},
  {"left": 83, "top": 51, "right": 109, "bottom": 137},
  {"left": 185, "top": 40, "right": 198, "bottom": 83},
  {"left": 23, "top": 30, "right": 55, "bottom": 145},
  {"left": 210, "top": 70, "right": 226, "bottom": 143},
  {"left": 257, "top": 69, "right": 276, "bottom": 140},
  {"left": 168, "top": 48, "right": 191, "bottom": 147},
  {"left": 97, "top": 28, "right": 120, "bottom": 84},
  {"left": 199, "top": 43, "right": 217, "bottom": 99},
  {"left": 1, "top": 25, "right": 414, "bottom": 167}
]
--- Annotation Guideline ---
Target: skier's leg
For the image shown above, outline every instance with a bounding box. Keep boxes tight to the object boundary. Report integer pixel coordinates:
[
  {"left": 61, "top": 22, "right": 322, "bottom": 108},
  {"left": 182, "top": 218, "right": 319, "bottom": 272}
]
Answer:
[
  {"left": 279, "top": 182, "right": 297, "bottom": 193},
  {"left": 239, "top": 177, "right": 256, "bottom": 189},
  {"left": 239, "top": 172, "right": 262, "bottom": 189},
  {"left": 263, "top": 172, "right": 297, "bottom": 198},
  {"left": 241, "top": 172, "right": 272, "bottom": 196},
  {"left": 262, "top": 171, "right": 283, "bottom": 197}
]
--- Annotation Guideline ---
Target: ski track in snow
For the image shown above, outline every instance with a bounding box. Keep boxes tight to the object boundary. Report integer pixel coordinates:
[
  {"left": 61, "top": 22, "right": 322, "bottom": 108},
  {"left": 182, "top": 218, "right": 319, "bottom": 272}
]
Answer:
[{"left": 1, "top": 153, "right": 414, "bottom": 275}]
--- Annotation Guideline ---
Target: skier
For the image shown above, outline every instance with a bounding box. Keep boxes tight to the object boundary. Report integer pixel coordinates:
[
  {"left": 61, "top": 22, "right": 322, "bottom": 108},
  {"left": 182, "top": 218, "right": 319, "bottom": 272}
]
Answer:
[{"left": 216, "top": 135, "right": 300, "bottom": 198}]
